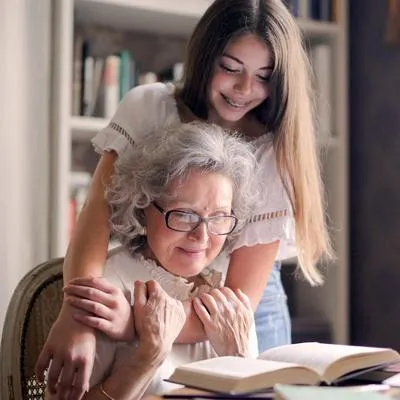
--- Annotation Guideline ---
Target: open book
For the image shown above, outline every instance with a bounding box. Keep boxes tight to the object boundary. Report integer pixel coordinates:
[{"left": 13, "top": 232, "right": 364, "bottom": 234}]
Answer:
[{"left": 167, "top": 342, "right": 400, "bottom": 395}]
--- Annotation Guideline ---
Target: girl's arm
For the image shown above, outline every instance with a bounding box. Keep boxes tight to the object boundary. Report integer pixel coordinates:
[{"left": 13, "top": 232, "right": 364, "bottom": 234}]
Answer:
[
  {"left": 36, "top": 151, "right": 117, "bottom": 400},
  {"left": 224, "top": 241, "right": 279, "bottom": 310},
  {"left": 62, "top": 242, "right": 280, "bottom": 346},
  {"left": 64, "top": 151, "right": 117, "bottom": 281},
  {"left": 175, "top": 240, "right": 279, "bottom": 343},
  {"left": 46, "top": 279, "right": 184, "bottom": 400}
]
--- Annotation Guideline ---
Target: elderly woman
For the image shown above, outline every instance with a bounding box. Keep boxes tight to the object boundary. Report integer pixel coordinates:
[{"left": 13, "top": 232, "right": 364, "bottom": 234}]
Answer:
[{"left": 48, "top": 122, "right": 259, "bottom": 400}]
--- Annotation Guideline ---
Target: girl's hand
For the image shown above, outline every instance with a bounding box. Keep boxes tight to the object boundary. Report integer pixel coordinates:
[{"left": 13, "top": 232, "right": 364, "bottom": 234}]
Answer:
[
  {"left": 63, "top": 276, "right": 134, "bottom": 341},
  {"left": 35, "top": 303, "right": 96, "bottom": 400},
  {"left": 193, "top": 287, "right": 253, "bottom": 357},
  {"left": 133, "top": 280, "right": 187, "bottom": 362}
]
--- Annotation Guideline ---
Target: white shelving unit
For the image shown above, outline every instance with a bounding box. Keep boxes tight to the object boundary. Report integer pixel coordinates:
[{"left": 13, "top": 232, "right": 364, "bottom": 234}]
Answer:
[
  {"left": 51, "top": 0, "right": 348, "bottom": 343},
  {"left": 71, "top": 116, "right": 108, "bottom": 141}
]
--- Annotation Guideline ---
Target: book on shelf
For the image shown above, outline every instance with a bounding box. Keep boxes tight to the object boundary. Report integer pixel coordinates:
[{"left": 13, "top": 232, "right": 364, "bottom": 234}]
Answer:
[
  {"left": 298, "top": 0, "right": 310, "bottom": 19},
  {"left": 286, "top": 0, "right": 337, "bottom": 21},
  {"left": 310, "top": 0, "right": 334, "bottom": 21},
  {"left": 103, "top": 54, "right": 121, "bottom": 119},
  {"left": 72, "top": 35, "right": 84, "bottom": 117},
  {"left": 167, "top": 342, "right": 400, "bottom": 395},
  {"left": 71, "top": 36, "right": 184, "bottom": 119}
]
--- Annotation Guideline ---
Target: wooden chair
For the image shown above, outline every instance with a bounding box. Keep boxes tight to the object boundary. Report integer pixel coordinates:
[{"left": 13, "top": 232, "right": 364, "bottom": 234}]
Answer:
[{"left": 0, "top": 258, "right": 64, "bottom": 400}]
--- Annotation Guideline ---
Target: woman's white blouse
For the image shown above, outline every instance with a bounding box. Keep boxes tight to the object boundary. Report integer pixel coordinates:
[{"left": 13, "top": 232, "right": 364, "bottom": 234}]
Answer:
[
  {"left": 89, "top": 247, "right": 259, "bottom": 396},
  {"left": 92, "top": 83, "right": 296, "bottom": 260}
]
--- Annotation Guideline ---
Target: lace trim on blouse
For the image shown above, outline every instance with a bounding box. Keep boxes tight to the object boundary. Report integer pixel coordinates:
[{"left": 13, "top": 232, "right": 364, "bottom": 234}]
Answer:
[
  {"left": 108, "top": 121, "right": 135, "bottom": 147},
  {"left": 247, "top": 209, "right": 288, "bottom": 224},
  {"left": 131, "top": 253, "right": 223, "bottom": 301}
]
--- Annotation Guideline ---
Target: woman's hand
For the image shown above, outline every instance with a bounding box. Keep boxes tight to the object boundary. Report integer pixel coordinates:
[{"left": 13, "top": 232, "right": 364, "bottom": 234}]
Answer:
[
  {"left": 193, "top": 287, "right": 254, "bottom": 357},
  {"left": 63, "top": 276, "right": 134, "bottom": 341},
  {"left": 35, "top": 303, "right": 96, "bottom": 400},
  {"left": 133, "top": 280, "right": 187, "bottom": 362}
]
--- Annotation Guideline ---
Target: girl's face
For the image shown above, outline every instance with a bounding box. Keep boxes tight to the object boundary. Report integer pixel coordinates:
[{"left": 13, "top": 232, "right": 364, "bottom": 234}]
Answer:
[
  {"left": 143, "top": 170, "right": 233, "bottom": 278},
  {"left": 208, "top": 33, "right": 273, "bottom": 128}
]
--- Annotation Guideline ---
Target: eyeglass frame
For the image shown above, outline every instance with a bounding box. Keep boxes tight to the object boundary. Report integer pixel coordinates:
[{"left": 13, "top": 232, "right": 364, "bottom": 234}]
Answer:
[{"left": 151, "top": 202, "right": 238, "bottom": 235}]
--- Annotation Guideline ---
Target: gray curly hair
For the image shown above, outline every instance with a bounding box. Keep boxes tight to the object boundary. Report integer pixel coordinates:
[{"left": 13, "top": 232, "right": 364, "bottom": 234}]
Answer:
[{"left": 107, "top": 122, "right": 259, "bottom": 249}]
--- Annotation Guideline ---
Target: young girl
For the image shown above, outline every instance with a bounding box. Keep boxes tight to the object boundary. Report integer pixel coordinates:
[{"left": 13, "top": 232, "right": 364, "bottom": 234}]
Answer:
[{"left": 37, "top": 1, "right": 332, "bottom": 399}]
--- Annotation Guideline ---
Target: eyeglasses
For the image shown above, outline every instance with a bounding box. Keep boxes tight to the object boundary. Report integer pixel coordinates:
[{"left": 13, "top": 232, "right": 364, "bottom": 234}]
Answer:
[{"left": 152, "top": 202, "right": 238, "bottom": 235}]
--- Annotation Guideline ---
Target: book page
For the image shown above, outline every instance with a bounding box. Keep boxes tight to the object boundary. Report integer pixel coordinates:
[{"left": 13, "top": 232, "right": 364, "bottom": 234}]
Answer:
[
  {"left": 180, "top": 356, "right": 302, "bottom": 378},
  {"left": 259, "top": 343, "right": 391, "bottom": 377}
]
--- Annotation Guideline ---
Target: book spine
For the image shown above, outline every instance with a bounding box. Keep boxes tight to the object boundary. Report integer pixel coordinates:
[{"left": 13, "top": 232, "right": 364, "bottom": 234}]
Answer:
[
  {"left": 92, "top": 57, "right": 104, "bottom": 117},
  {"left": 119, "top": 49, "right": 132, "bottom": 99},
  {"left": 80, "top": 40, "right": 91, "bottom": 115},
  {"left": 103, "top": 55, "right": 120, "bottom": 119},
  {"left": 72, "top": 35, "right": 83, "bottom": 116},
  {"left": 299, "top": 0, "right": 310, "bottom": 19},
  {"left": 319, "top": 0, "right": 332, "bottom": 21},
  {"left": 310, "top": 0, "right": 333, "bottom": 21},
  {"left": 82, "top": 55, "right": 94, "bottom": 116}
]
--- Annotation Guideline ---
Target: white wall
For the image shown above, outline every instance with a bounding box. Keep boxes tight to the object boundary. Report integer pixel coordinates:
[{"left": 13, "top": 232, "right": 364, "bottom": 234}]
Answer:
[{"left": 0, "top": 0, "right": 51, "bottom": 333}]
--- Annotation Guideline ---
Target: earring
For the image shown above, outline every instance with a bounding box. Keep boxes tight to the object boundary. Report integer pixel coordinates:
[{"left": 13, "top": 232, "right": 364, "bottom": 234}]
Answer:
[{"left": 142, "top": 226, "right": 147, "bottom": 236}]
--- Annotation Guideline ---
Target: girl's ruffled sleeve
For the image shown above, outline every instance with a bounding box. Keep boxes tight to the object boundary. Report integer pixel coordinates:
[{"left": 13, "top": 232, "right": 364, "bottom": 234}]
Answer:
[{"left": 91, "top": 82, "right": 175, "bottom": 157}]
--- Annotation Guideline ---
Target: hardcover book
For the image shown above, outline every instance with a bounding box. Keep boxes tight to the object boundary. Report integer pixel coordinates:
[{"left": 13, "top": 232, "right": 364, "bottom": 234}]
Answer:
[{"left": 167, "top": 342, "right": 400, "bottom": 395}]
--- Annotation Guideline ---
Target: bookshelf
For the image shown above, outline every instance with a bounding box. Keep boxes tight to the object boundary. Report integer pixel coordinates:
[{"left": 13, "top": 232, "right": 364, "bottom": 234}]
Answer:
[{"left": 51, "top": 0, "right": 348, "bottom": 344}]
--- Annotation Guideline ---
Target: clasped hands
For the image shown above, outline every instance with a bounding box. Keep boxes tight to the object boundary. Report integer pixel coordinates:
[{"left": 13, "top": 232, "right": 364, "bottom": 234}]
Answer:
[{"left": 36, "top": 277, "right": 253, "bottom": 400}]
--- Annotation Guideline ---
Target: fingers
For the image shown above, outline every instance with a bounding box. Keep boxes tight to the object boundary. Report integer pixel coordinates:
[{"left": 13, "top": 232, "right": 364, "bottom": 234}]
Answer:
[
  {"left": 55, "top": 359, "right": 90, "bottom": 400},
  {"left": 66, "top": 276, "right": 115, "bottom": 294},
  {"left": 192, "top": 297, "right": 211, "bottom": 324},
  {"left": 35, "top": 346, "right": 52, "bottom": 382},
  {"left": 134, "top": 280, "right": 147, "bottom": 307},
  {"left": 63, "top": 284, "right": 113, "bottom": 308},
  {"left": 146, "top": 280, "right": 162, "bottom": 297},
  {"left": 70, "top": 358, "right": 92, "bottom": 400},
  {"left": 207, "top": 287, "right": 252, "bottom": 312},
  {"left": 232, "top": 288, "right": 252, "bottom": 310},
  {"left": 72, "top": 312, "right": 112, "bottom": 332},
  {"left": 47, "top": 357, "right": 63, "bottom": 395},
  {"left": 193, "top": 287, "right": 251, "bottom": 322},
  {"left": 35, "top": 308, "right": 96, "bottom": 399},
  {"left": 198, "top": 289, "right": 232, "bottom": 315},
  {"left": 134, "top": 280, "right": 162, "bottom": 308},
  {"left": 66, "top": 296, "right": 112, "bottom": 320},
  {"left": 198, "top": 292, "right": 219, "bottom": 315},
  {"left": 146, "top": 281, "right": 167, "bottom": 315},
  {"left": 57, "top": 363, "right": 75, "bottom": 400}
]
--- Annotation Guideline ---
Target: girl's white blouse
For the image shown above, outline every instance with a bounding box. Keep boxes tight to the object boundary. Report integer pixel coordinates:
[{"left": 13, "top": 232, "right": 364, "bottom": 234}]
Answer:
[{"left": 92, "top": 82, "right": 296, "bottom": 261}]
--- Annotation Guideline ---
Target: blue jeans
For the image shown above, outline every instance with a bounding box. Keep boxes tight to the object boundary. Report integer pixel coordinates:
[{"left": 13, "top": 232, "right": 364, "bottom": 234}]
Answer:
[{"left": 254, "top": 261, "right": 291, "bottom": 353}]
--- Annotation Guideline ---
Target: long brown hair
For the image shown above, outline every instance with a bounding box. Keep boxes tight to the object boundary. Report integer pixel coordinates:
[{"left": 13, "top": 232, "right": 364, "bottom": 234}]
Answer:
[{"left": 180, "top": 0, "right": 333, "bottom": 284}]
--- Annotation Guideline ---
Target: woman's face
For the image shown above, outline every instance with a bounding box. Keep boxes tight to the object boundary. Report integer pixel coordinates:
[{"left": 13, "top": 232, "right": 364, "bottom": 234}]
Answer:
[
  {"left": 143, "top": 170, "right": 233, "bottom": 278},
  {"left": 208, "top": 33, "right": 273, "bottom": 128}
]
